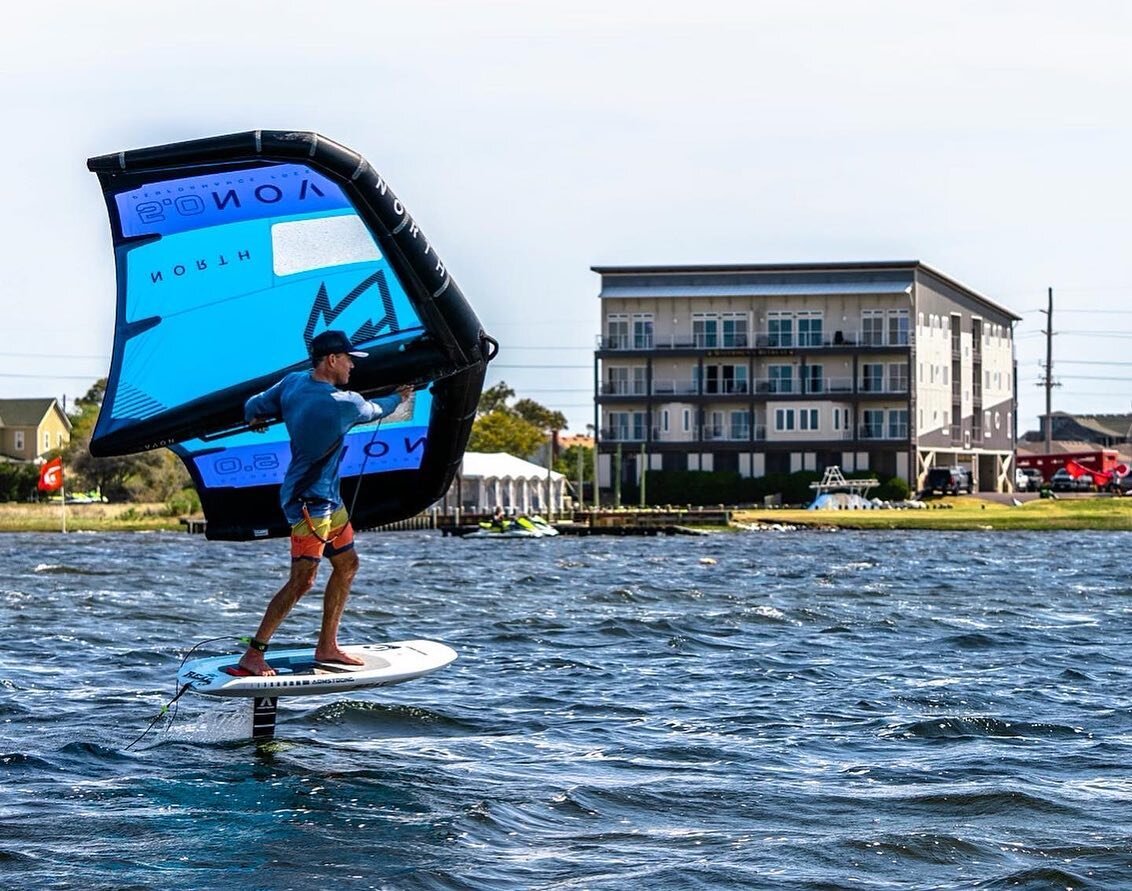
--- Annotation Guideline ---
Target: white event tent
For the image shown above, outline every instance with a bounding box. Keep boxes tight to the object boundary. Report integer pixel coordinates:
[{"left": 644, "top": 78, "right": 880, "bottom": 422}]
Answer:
[{"left": 443, "top": 452, "right": 567, "bottom": 514}]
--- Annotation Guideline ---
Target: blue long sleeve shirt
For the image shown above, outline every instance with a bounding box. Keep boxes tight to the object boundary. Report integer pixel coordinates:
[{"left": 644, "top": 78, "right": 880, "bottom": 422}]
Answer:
[{"left": 244, "top": 371, "right": 401, "bottom": 517}]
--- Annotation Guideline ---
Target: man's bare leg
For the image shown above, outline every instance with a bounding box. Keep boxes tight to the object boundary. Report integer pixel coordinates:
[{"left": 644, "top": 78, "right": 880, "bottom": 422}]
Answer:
[
  {"left": 238, "top": 559, "right": 320, "bottom": 676},
  {"left": 314, "top": 547, "right": 365, "bottom": 665}
]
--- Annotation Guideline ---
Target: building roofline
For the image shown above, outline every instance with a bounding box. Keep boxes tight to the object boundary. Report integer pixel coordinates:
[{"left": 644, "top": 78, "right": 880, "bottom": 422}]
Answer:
[{"left": 590, "top": 260, "right": 1021, "bottom": 321}]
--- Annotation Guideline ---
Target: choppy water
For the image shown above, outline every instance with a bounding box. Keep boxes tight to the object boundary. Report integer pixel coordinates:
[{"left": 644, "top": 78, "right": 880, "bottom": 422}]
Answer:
[{"left": 1, "top": 529, "right": 1130, "bottom": 889}]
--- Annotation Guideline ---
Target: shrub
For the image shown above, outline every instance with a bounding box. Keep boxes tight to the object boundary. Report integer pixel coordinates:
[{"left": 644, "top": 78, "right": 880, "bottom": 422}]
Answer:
[{"left": 165, "top": 487, "right": 202, "bottom": 516}]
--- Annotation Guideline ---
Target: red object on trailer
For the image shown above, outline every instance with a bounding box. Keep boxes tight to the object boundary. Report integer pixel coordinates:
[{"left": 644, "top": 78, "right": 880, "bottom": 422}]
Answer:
[{"left": 1016, "top": 448, "right": 1122, "bottom": 482}]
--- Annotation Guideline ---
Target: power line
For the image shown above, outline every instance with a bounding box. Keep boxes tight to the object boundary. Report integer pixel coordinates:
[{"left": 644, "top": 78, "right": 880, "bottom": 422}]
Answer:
[
  {"left": 0, "top": 372, "right": 104, "bottom": 380},
  {"left": 491, "top": 363, "right": 591, "bottom": 370},
  {"left": 1056, "top": 374, "right": 1132, "bottom": 382},
  {"left": 1058, "top": 360, "right": 1132, "bottom": 366},
  {"left": 0, "top": 352, "right": 109, "bottom": 360}
]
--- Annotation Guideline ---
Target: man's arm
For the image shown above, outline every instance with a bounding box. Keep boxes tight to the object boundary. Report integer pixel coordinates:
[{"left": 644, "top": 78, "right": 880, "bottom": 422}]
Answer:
[
  {"left": 245, "top": 379, "right": 286, "bottom": 427},
  {"left": 344, "top": 386, "right": 413, "bottom": 426}
]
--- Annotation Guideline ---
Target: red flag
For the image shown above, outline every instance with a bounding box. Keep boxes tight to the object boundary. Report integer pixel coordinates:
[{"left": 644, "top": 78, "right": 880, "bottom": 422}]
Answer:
[{"left": 38, "top": 457, "right": 63, "bottom": 492}]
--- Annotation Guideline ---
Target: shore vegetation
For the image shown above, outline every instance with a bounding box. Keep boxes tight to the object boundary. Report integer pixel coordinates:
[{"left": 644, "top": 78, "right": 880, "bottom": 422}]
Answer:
[{"left": 735, "top": 495, "right": 1132, "bottom": 531}]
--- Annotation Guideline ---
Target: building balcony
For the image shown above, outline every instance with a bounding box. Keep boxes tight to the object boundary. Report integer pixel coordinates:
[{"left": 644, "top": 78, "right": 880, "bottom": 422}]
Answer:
[
  {"left": 858, "top": 427, "right": 910, "bottom": 440},
  {"left": 596, "top": 378, "right": 911, "bottom": 401},
  {"left": 651, "top": 379, "right": 700, "bottom": 396},
  {"left": 597, "top": 330, "right": 913, "bottom": 352},
  {"left": 601, "top": 381, "right": 650, "bottom": 396},
  {"left": 701, "top": 425, "right": 764, "bottom": 442},
  {"left": 858, "top": 381, "right": 909, "bottom": 397},
  {"left": 600, "top": 427, "right": 654, "bottom": 442}
]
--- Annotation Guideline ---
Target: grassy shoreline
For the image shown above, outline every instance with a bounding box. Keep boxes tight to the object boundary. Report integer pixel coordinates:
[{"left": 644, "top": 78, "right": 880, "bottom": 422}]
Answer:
[
  {"left": 0, "top": 502, "right": 187, "bottom": 533},
  {"left": 6, "top": 495, "right": 1132, "bottom": 534},
  {"left": 734, "top": 495, "right": 1132, "bottom": 531}
]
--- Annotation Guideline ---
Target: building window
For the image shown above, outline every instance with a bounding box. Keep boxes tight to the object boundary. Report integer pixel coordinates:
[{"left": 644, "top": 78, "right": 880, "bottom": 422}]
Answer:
[
  {"left": 606, "top": 314, "right": 629, "bottom": 349},
  {"left": 861, "top": 363, "right": 884, "bottom": 392},
  {"left": 722, "top": 364, "right": 748, "bottom": 394},
  {"left": 797, "top": 311, "right": 823, "bottom": 347},
  {"left": 888, "top": 310, "right": 910, "bottom": 346},
  {"left": 607, "top": 411, "right": 629, "bottom": 440},
  {"left": 729, "top": 410, "right": 750, "bottom": 440},
  {"left": 57, "top": 432, "right": 64, "bottom": 447},
  {"left": 767, "top": 311, "right": 794, "bottom": 347},
  {"left": 800, "top": 408, "right": 819, "bottom": 431},
  {"left": 861, "top": 310, "right": 884, "bottom": 346},
  {"left": 887, "top": 362, "right": 908, "bottom": 392},
  {"left": 606, "top": 366, "right": 629, "bottom": 395},
  {"left": 705, "top": 411, "right": 724, "bottom": 440},
  {"left": 661, "top": 410, "right": 670, "bottom": 433},
  {"left": 44, "top": 432, "right": 51, "bottom": 452},
  {"left": 14, "top": 431, "right": 24, "bottom": 451},
  {"left": 803, "top": 364, "right": 823, "bottom": 394},
  {"left": 721, "top": 313, "right": 749, "bottom": 347},
  {"left": 632, "top": 366, "right": 648, "bottom": 395},
  {"left": 768, "top": 364, "right": 794, "bottom": 394},
  {"left": 632, "top": 313, "right": 654, "bottom": 349},
  {"left": 682, "top": 409, "right": 691, "bottom": 432},
  {"left": 774, "top": 408, "right": 795, "bottom": 432},
  {"left": 861, "top": 410, "right": 884, "bottom": 438},
  {"left": 693, "top": 313, "right": 719, "bottom": 348},
  {"left": 887, "top": 409, "right": 908, "bottom": 439}
]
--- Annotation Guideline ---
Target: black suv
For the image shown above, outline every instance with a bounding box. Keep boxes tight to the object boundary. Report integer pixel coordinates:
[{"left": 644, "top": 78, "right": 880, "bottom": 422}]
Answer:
[{"left": 925, "top": 466, "right": 972, "bottom": 495}]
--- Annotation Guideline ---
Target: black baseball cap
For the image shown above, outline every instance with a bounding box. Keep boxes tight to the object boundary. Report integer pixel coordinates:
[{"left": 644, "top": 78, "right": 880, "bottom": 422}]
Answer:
[{"left": 309, "top": 330, "right": 368, "bottom": 360}]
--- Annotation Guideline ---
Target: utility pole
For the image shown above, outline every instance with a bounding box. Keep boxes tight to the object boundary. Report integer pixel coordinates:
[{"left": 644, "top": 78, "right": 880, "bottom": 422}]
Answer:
[{"left": 1039, "top": 287, "right": 1058, "bottom": 455}]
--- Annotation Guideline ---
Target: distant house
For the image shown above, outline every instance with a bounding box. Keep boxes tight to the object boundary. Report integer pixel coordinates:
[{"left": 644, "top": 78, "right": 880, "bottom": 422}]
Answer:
[
  {"left": 1024, "top": 411, "right": 1132, "bottom": 449},
  {"left": 0, "top": 398, "right": 72, "bottom": 461}
]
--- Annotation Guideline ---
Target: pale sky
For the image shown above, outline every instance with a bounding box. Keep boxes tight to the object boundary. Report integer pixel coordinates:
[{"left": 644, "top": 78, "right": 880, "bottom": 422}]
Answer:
[{"left": 3, "top": 1, "right": 1130, "bottom": 434}]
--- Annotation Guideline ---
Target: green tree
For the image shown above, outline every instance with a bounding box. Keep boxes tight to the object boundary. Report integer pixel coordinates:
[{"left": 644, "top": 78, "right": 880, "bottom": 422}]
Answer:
[
  {"left": 513, "top": 399, "right": 567, "bottom": 433},
  {"left": 478, "top": 382, "right": 516, "bottom": 415},
  {"left": 469, "top": 381, "right": 568, "bottom": 461},
  {"left": 468, "top": 410, "right": 546, "bottom": 458},
  {"left": 555, "top": 443, "right": 593, "bottom": 481},
  {"left": 62, "top": 377, "right": 190, "bottom": 501},
  {"left": 0, "top": 463, "right": 39, "bottom": 502}
]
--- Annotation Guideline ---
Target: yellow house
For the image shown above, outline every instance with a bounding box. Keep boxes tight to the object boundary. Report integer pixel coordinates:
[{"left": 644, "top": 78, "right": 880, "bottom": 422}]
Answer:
[{"left": 0, "top": 398, "right": 72, "bottom": 461}]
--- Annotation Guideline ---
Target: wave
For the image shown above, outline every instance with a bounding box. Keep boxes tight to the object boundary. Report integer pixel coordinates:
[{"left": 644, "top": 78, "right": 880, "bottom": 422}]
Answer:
[
  {"left": 32, "top": 563, "right": 116, "bottom": 576},
  {"left": 304, "top": 700, "right": 482, "bottom": 738},
  {"left": 886, "top": 716, "right": 1087, "bottom": 741},
  {"left": 897, "top": 787, "right": 1078, "bottom": 818},
  {"left": 978, "top": 866, "right": 1094, "bottom": 889}
]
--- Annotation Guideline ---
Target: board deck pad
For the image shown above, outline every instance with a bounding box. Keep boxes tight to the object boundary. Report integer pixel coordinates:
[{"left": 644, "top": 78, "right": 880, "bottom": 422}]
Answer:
[{"left": 178, "top": 640, "right": 457, "bottom": 698}]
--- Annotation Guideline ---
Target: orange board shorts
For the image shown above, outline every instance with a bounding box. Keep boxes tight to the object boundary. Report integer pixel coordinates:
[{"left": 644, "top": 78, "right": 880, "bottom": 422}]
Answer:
[{"left": 290, "top": 503, "right": 355, "bottom": 561}]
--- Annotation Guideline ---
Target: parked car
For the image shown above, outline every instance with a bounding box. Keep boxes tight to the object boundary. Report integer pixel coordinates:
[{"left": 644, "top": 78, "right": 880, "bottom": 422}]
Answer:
[
  {"left": 1016, "top": 467, "right": 1044, "bottom": 491},
  {"left": 925, "top": 466, "right": 972, "bottom": 495},
  {"left": 1050, "top": 468, "right": 1093, "bottom": 492}
]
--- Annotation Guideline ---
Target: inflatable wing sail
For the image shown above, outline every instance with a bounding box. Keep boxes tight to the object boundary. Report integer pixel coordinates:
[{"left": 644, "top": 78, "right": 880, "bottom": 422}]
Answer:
[{"left": 88, "top": 131, "right": 493, "bottom": 540}]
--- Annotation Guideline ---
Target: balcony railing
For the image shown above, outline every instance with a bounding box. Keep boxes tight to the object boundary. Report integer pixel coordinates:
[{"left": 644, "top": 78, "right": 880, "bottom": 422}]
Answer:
[
  {"left": 597, "top": 375, "right": 911, "bottom": 400},
  {"left": 858, "top": 426, "right": 909, "bottom": 440},
  {"left": 858, "top": 380, "right": 909, "bottom": 396},
  {"left": 701, "top": 425, "right": 765, "bottom": 441},
  {"left": 601, "top": 381, "right": 649, "bottom": 396},
  {"left": 651, "top": 379, "right": 700, "bottom": 396},
  {"left": 597, "top": 329, "right": 913, "bottom": 351},
  {"left": 600, "top": 426, "right": 651, "bottom": 442}
]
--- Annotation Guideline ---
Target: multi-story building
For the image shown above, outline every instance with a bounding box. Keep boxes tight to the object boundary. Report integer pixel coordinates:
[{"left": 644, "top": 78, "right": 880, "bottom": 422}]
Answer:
[{"left": 592, "top": 262, "right": 1019, "bottom": 495}]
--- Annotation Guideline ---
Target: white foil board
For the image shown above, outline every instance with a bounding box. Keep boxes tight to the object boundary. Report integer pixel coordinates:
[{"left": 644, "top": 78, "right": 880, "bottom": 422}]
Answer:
[{"left": 177, "top": 639, "right": 458, "bottom": 698}]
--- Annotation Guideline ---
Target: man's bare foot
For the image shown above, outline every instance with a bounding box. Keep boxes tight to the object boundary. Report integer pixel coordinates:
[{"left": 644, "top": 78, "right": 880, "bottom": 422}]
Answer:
[
  {"left": 314, "top": 646, "right": 365, "bottom": 666},
  {"left": 237, "top": 649, "right": 276, "bottom": 676}
]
